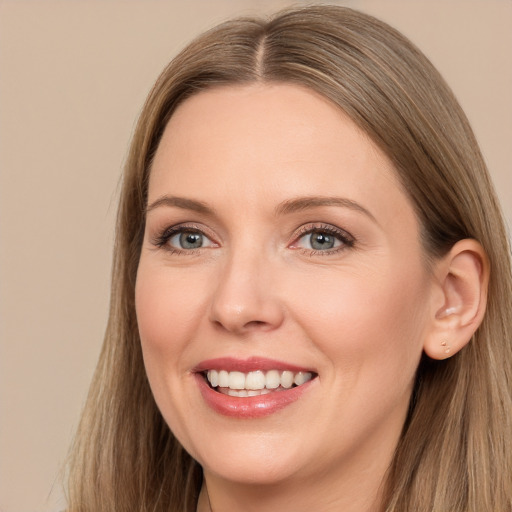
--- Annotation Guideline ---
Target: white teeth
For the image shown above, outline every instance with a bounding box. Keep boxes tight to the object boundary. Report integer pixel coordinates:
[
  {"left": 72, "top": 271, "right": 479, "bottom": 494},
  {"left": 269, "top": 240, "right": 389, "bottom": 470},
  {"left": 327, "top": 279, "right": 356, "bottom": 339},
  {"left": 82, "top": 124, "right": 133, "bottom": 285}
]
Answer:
[
  {"left": 294, "top": 372, "right": 312, "bottom": 386},
  {"left": 245, "top": 370, "right": 266, "bottom": 390},
  {"left": 228, "top": 371, "right": 246, "bottom": 390},
  {"left": 218, "top": 370, "right": 229, "bottom": 388},
  {"left": 206, "top": 369, "right": 314, "bottom": 391},
  {"left": 228, "top": 389, "right": 248, "bottom": 397},
  {"left": 207, "top": 370, "right": 218, "bottom": 387},
  {"left": 248, "top": 389, "right": 269, "bottom": 396},
  {"left": 281, "top": 370, "right": 294, "bottom": 389},
  {"left": 225, "top": 388, "right": 271, "bottom": 397},
  {"left": 265, "top": 370, "right": 280, "bottom": 389}
]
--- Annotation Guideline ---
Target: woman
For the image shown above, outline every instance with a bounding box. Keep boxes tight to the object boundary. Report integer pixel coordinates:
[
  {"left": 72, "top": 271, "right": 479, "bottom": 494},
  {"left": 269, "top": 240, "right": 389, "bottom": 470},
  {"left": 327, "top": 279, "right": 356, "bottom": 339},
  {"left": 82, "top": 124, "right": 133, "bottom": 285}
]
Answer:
[{"left": 67, "top": 5, "right": 512, "bottom": 511}]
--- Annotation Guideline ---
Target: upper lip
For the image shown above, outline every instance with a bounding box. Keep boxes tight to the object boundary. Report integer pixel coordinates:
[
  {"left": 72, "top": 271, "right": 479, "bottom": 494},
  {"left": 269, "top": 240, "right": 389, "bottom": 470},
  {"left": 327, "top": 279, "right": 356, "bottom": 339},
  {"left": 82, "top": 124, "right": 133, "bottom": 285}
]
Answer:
[{"left": 193, "top": 356, "right": 315, "bottom": 374}]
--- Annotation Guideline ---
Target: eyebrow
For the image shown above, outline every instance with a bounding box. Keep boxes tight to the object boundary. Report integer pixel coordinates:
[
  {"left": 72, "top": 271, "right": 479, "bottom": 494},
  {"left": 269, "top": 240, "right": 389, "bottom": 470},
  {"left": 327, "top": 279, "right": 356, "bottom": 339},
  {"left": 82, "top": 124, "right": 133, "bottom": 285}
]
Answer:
[
  {"left": 146, "top": 195, "right": 214, "bottom": 215},
  {"left": 146, "top": 194, "right": 376, "bottom": 223},
  {"left": 275, "top": 196, "right": 377, "bottom": 222}
]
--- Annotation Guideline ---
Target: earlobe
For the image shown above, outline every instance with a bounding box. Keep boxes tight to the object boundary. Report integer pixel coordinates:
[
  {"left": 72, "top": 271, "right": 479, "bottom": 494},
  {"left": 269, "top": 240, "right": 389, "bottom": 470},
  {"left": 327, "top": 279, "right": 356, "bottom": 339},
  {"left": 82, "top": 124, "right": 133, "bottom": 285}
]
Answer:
[{"left": 423, "top": 239, "right": 489, "bottom": 360}]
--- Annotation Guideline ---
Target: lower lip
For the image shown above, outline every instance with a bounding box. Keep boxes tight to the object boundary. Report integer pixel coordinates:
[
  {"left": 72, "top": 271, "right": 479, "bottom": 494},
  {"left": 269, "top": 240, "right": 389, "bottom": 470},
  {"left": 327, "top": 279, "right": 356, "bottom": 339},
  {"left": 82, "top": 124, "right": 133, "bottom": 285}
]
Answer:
[{"left": 195, "top": 373, "right": 315, "bottom": 419}]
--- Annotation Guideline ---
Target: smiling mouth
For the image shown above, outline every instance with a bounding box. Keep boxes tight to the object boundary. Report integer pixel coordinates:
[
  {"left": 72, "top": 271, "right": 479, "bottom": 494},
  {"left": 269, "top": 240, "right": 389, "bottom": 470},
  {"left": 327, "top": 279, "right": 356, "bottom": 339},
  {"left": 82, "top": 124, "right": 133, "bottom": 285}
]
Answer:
[{"left": 203, "top": 369, "right": 316, "bottom": 397}]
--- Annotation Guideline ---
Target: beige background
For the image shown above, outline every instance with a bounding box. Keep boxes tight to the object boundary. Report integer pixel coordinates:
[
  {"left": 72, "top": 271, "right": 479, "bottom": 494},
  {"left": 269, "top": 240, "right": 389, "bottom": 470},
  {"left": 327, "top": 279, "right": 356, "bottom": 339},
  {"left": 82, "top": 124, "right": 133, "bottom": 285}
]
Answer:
[{"left": 0, "top": 1, "right": 510, "bottom": 510}]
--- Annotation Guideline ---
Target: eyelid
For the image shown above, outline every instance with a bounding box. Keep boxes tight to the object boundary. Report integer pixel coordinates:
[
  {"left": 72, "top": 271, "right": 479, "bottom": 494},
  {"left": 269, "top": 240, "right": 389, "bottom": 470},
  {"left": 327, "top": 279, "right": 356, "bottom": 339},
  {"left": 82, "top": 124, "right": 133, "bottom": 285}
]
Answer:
[
  {"left": 289, "top": 223, "right": 355, "bottom": 253},
  {"left": 151, "top": 222, "right": 219, "bottom": 251},
  {"left": 149, "top": 221, "right": 354, "bottom": 255}
]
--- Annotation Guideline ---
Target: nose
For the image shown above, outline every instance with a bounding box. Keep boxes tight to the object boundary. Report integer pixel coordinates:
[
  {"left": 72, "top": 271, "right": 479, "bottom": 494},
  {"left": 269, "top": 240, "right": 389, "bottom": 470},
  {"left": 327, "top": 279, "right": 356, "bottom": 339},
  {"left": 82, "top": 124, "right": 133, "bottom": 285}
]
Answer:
[{"left": 208, "top": 249, "right": 285, "bottom": 335}]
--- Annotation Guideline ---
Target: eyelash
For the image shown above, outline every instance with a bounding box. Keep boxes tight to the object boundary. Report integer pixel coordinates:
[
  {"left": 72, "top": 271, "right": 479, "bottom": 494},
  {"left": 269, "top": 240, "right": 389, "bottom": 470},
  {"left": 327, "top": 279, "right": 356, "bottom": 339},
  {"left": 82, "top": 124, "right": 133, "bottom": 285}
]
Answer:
[
  {"left": 151, "top": 223, "right": 215, "bottom": 255},
  {"left": 151, "top": 222, "right": 355, "bottom": 256},
  {"left": 291, "top": 223, "right": 355, "bottom": 256}
]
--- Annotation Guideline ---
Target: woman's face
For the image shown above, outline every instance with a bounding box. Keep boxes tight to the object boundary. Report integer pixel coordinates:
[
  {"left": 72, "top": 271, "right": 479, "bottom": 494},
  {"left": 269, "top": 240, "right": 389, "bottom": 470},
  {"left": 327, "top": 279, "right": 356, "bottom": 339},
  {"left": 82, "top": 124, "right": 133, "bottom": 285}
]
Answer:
[{"left": 136, "top": 84, "right": 437, "bottom": 489}]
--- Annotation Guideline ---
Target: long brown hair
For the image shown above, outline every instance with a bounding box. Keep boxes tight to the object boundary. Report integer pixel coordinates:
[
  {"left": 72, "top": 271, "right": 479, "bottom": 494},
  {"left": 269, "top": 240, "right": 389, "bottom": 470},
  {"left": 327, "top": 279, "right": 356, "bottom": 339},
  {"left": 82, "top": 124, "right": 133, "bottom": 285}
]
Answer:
[{"left": 67, "top": 6, "right": 512, "bottom": 511}]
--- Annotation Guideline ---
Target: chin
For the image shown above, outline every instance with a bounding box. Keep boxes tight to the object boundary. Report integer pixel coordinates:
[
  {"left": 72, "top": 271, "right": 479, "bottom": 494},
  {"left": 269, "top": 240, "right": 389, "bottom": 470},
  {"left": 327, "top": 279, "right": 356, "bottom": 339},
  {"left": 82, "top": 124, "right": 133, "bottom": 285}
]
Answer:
[{"left": 188, "top": 429, "right": 308, "bottom": 485}]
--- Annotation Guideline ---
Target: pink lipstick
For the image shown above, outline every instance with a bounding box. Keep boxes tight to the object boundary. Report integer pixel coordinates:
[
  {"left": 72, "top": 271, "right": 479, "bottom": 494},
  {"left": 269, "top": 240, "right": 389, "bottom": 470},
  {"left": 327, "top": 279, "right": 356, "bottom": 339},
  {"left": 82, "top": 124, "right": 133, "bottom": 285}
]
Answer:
[{"left": 193, "top": 357, "right": 317, "bottom": 418}]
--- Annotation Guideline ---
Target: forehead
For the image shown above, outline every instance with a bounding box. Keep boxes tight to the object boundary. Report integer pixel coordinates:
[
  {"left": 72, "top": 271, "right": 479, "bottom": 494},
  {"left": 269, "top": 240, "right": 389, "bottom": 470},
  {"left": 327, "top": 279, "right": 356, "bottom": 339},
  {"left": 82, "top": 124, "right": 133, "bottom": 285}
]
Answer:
[{"left": 149, "top": 83, "right": 414, "bottom": 231}]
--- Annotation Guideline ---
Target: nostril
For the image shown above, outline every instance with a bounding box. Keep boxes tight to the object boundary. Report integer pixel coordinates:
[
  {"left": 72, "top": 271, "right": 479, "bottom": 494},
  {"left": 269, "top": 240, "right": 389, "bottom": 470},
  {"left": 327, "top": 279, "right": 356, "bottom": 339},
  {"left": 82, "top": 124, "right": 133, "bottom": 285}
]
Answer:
[
  {"left": 246, "top": 320, "right": 266, "bottom": 327},
  {"left": 243, "top": 320, "right": 275, "bottom": 331}
]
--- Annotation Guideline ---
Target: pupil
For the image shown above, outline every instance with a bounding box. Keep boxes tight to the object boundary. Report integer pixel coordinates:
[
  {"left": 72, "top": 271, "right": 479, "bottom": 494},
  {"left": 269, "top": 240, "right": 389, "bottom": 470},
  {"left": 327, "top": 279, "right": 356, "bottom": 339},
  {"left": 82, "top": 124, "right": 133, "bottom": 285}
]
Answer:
[
  {"left": 180, "top": 232, "right": 202, "bottom": 249},
  {"left": 310, "top": 232, "right": 334, "bottom": 250}
]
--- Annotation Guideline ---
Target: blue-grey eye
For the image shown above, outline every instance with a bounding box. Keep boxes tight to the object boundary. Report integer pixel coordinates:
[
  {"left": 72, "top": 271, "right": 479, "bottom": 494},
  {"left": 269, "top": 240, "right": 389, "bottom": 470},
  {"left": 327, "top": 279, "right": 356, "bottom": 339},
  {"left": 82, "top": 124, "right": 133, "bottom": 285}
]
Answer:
[
  {"left": 295, "top": 229, "right": 345, "bottom": 251},
  {"left": 168, "top": 230, "right": 214, "bottom": 250},
  {"left": 309, "top": 232, "right": 335, "bottom": 250},
  {"left": 180, "top": 232, "right": 203, "bottom": 249}
]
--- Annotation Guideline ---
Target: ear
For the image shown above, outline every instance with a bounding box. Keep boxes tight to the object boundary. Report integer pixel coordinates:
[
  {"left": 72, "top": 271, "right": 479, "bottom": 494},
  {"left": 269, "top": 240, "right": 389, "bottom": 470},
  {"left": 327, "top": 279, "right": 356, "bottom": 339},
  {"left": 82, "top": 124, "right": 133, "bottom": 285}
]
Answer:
[{"left": 423, "top": 239, "right": 489, "bottom": 360}]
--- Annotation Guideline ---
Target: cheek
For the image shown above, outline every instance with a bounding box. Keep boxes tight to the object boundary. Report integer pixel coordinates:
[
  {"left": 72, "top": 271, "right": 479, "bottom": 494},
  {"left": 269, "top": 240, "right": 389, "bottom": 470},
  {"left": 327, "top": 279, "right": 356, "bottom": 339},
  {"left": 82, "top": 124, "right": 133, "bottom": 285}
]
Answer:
[
  {"left": 286, "top": 266, "right": 429, "bottom": 448},
  {"left": 135, "top": 263, "right": 212, "bottom": 442},
  {"left": 135, "top": 264, "right": 207, "bottom": 372},
  {"left": 288, "top": 263, "right": 429, "bottom": 381}
]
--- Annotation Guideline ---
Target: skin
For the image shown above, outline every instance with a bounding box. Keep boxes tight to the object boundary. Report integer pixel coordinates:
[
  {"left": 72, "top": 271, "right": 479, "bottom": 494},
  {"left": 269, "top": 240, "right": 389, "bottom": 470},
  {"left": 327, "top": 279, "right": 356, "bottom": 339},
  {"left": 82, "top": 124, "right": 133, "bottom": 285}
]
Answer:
[{"left": 135, "top": 84, "right": 445, "bottom": 512}]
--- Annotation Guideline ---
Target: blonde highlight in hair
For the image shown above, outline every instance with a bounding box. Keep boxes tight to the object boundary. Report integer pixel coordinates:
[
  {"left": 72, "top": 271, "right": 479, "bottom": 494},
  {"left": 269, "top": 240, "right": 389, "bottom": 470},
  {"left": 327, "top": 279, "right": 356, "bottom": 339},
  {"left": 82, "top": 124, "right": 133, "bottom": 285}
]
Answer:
[{"left": 67, "top": 6, "right": 512, "bottom": 511}]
